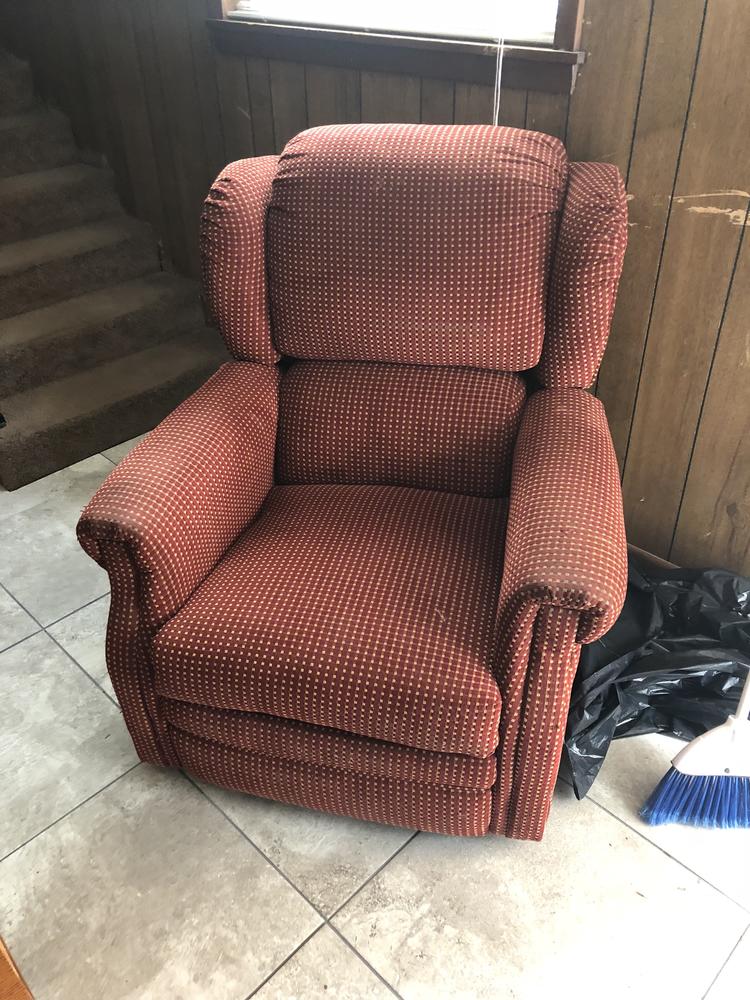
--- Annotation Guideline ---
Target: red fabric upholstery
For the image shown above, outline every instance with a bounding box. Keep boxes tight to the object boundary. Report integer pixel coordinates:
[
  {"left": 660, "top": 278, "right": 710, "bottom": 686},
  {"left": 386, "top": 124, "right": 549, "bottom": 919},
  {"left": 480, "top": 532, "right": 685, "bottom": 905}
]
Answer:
[
  {"left": 175, "top": 730, "right": 492, "bottom": 836},
  {"left": 491, "top": 388, "right": 627, "bottom": 839},
  {"left": 77, "top": 126, "right": 629, "bottom": 841},
  {"left": 201, "top": 156, "right": 279, "bottom": 364},
  {"left": 164, "top": 701, "right": 496, "bottom": 789},
  {"left": 78, "top": 362, "right": 278, "bottom": 632},
  {"left": 277, "top": 361, "right": 526, "bottom": 496},
  {"left": 268, "top": 123, "right": 568, "bottom": 368},
  {"left": 536, "top": 162, "right": 628, "bottom": 388},
  {"left": 153, "top": 484, "right": 505, "bottom": 757}
]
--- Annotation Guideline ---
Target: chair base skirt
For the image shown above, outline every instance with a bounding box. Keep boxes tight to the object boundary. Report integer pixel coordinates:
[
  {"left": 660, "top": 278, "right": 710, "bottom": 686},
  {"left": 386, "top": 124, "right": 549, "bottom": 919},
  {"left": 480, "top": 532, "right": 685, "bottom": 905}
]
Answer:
[{"left": 172, "top": 727, "right": 492, "bottom": 837}]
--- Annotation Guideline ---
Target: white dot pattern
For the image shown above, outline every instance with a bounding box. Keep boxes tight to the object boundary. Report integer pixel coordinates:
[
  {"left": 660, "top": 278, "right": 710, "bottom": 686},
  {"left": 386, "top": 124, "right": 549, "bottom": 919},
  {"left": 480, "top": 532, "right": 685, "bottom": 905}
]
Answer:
[
  {"left": 277, "top": 360, "right": 526, "bottom": 495},
  {"left": 152, "top": 484, "right": 506, "bottom": 758},
  {"left": 490, "top": 388, "right": 627, "bottom": 838},
  {"left": 78, "top": 362, "right": 279, "bottom": 633},
  {"left": 536, "top": 161, "right": 628, "bottom": 388},
  {"left": 267, "top": 123, "right": 568, "bottom": 369},
  {"left": 175, "top": 730, "right": 492, "bottom": 837},
  {"left": 201, "top": 155, "right": 279, "bottom": 363},
  {"left": 164, "top": 701, "right": 496, "bottom": 789},
  {"left": 76, "top": 126, "right": 631, "bottom": 841}
]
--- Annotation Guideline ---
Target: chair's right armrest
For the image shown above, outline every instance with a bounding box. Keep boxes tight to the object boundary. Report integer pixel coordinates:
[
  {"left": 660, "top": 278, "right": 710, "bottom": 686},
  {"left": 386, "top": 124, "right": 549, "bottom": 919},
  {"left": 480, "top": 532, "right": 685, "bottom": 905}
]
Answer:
[
  {"left": 500, "top": 387, "right": 627, "bottom": 644},
  {"left": 492, "top": 387, "right": 627, "bottom": 839},
  {"left": 77, "top": 361, "right": 279, "bottom": 632}
]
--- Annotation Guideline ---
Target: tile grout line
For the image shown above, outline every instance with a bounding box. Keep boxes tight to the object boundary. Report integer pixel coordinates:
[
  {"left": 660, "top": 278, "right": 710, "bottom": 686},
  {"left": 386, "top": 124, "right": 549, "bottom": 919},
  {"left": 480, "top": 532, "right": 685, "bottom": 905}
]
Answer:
[
  {"left": 0, "top": 580, "right": 119, "bottom": 709},
  {"left": 0, "top": 626, "right": 43, "bottom": 655},
  {"left": 582, "top": 789, "right": 750, "bottom": 916},
  {"left": 43, "top": 627, "right": 120, "bottom": 709},
  {"left": 186, "top": 776, "right": 407, "bottom": 1000},
  {"left": 327, "top": 924, "right": 403, "bottom": 1000},
  {"left": 45, "top": 589, "right": 111, "bottom": 628},
  {"left": 243, "top": 927, "right": 322, "bottom": 1000},
  {"left": 327, "top": 830, "right": 420, "bottom": 920},
  {"left": 701, "top": 921, "right": 749, "bottom": 999},
  {"left": 0, "top": 762, "right": 141, "bottom": 866}
]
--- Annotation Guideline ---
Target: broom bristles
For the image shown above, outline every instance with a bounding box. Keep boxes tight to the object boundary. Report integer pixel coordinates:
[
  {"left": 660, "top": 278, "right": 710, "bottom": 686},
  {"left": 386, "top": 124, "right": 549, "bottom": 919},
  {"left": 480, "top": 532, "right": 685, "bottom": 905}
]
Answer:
[{"left": 640, "top": 767, "right": 750, "bottom": 828}]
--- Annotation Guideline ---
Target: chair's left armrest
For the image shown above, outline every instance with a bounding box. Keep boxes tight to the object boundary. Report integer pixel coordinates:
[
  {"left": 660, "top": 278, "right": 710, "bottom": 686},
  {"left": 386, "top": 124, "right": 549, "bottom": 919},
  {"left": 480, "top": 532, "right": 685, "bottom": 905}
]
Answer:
[{"left": 78, "top": 361, "right": 279, "bottom": 632}]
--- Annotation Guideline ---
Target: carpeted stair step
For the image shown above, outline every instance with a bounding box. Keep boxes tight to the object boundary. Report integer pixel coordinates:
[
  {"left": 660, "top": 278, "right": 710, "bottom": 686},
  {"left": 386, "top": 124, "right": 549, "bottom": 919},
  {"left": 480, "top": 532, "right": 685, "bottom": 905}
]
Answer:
[
  {"left": 0, "top": 163, "right": 121, "bottom": 244},
  {"left": 0, "top": 328, "right": 230, "bottom": 490},
  {"left": 0, "top": 107, "right": 76, "bottom": 178},
  {"left": 0, "top": 273, "right": 205, "bottom": 394},
  {"left": 0, "top": 218, "right": 160, "bottom": 319},
  {"left": 0, "top": 50, "right": 34, "bottom": 117}
]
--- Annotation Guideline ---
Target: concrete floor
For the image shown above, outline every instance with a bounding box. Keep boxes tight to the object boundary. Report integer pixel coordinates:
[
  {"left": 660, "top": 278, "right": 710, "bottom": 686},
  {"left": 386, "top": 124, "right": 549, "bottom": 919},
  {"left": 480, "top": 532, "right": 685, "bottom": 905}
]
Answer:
[{"left": 1, "top": 439, "right": 748, "bottom": 999}]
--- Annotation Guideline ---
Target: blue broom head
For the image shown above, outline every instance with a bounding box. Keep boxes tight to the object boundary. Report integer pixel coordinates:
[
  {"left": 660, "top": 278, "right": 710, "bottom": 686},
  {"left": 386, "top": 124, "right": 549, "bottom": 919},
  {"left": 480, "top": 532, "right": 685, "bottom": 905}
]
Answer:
[{"left": 640, "top": 767, "right": 750, "bottom": 828}]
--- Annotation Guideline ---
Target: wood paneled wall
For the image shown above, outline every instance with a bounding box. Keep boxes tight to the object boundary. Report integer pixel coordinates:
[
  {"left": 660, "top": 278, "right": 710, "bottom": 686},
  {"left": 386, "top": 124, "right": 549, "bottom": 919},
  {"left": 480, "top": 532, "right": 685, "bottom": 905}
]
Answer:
[{"left": 1, "top": 0, "right": 748, "bottom": 575}]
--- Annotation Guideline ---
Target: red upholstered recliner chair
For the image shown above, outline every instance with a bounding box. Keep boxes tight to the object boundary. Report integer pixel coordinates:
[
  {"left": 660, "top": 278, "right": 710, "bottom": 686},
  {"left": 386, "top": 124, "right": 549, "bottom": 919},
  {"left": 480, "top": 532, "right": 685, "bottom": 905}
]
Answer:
[{"left": 77, "top": 124, "right": 628, "bottom": 841}]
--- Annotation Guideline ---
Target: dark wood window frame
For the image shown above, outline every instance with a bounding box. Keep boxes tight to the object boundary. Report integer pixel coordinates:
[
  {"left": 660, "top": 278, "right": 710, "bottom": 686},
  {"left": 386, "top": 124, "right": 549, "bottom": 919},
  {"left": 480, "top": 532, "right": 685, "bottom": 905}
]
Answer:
[{"left": 207, "top": 0, "right": 585, "bottom": 95}]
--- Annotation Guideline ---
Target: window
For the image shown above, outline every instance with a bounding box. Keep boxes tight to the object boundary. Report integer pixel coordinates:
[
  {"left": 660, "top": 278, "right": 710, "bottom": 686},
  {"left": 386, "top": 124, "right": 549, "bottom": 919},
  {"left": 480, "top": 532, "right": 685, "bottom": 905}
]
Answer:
[{"left": 228, "top": 1, "right": 561, "bottom": 47}]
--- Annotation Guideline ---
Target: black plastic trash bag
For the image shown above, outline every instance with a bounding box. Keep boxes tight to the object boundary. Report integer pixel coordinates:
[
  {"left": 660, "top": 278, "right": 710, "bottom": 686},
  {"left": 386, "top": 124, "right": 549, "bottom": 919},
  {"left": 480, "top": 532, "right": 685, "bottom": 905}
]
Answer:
[{"left": 563, "top": 548, "right": 750, "bottom": 799}]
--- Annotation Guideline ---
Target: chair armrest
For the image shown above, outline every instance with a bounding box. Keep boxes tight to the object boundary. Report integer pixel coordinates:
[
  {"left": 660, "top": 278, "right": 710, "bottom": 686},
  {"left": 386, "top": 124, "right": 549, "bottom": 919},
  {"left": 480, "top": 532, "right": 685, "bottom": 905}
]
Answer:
[
  {"left": 77, "top": 361, "right": 279, "bottom": 631},
  {"left": 492, "top": 387, "right": 626, "bottom": 839},
  {"left": 500, "top": 387, "right": 627, "bottom": 643}
]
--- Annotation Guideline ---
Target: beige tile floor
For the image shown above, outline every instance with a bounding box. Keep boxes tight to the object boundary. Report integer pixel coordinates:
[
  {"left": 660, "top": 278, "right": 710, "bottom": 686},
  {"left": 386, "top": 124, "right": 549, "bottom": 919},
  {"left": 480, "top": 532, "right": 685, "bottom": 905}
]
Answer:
[{"left": 1, "top": 438, "right": 749, "bottom": 1000}]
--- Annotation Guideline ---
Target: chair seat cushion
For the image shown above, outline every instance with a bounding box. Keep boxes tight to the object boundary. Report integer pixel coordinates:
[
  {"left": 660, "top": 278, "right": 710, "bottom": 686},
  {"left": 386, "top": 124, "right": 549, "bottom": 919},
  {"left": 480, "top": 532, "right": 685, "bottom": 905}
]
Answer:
[
  {"left": 153, "top": 484, "right": 505, "bottom": 757},
  {"left": 164, "top": 700, "right": 496, "bottom": 790},
  {"left": 174, "top": 728, "right": 492, "bottom": 836}
]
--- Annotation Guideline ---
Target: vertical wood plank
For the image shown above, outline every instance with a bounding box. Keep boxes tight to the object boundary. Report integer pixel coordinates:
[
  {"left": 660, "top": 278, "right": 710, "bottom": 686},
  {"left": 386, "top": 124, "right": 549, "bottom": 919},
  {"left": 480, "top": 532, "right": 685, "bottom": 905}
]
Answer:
[
  {"left": 215, "top": 52, "right": 254, "bottom": 161},
  {"left": 186, "top": 0, "right": 227, "bottom": 179},
  {"left": 566, "top": 0, "right": 651, "bottom": 171},
  {"left": 455, "top": 84, "right": 526, "bottom": 127},
  {"left": 130, "top": 0, "right": 192, "bottom": 270},
  {"left": 44, "top": 1, "right": 91, "bottom": 147},
  {"left": 621, "top": 0, "right": 750, "bottom": 557},
  {"left": 670, "top": 228, "right": 750, "bottom": 572},
  {"left": 305, "top": 64, "right": 361, "bottom": 126},
  {"left": 99, "top": 0, "right": 165, "bottom": 233},
  {"left": 246, "top": 57, "right": 276, "bottom": 154},
  {"left": 596, "top": 0, "right": 706, "bottom": 468},
  {"left": 454, "top": 82, "right": 493, "bottom": 124},
  {"left": 71, "top": 0, "right": 133, "bottom": 211},
  {"left": 420, "top": 78, "right": 454, "bottom": 124},
  {"left": 268, "top": 59, "right": 308, "bottom": 149},
  {"left": 148, "top": 0, "right": 211, "bottom": 275},
  {"left": 360, "top": 71, "right": 421, "bottom": 122},
  {"left": 525, "top": 90, "right": 569, "bottom": 140},
  {"left": 496, "top": 88, "right": 527, "bottom": 128}
]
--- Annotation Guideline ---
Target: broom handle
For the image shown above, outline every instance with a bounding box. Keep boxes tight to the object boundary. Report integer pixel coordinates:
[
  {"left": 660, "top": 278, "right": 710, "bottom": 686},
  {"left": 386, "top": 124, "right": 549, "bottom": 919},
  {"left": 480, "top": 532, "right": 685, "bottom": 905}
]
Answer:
[{"left": 737, "top": 665, "right": 750, "bottom": 721}]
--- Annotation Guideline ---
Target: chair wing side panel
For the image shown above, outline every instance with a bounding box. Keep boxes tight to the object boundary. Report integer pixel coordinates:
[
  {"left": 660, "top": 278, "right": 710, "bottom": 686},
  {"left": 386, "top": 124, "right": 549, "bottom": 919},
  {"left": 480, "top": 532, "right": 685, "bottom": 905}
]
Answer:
[
  {"left": 536, "top": 162, "right": 628, "bottom": 388},
  {"left": 201, "top": 155, "right": 280, "bottom": 363}
]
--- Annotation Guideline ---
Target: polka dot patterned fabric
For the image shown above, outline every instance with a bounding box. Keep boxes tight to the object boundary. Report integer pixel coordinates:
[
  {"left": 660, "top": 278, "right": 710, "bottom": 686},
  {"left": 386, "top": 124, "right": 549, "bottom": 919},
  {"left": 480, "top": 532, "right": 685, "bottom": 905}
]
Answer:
[
  {"left": 267, "top": 123, "right": 568, "bottom": 368},
  {"left": 490, "top": 388, "right": 627, "bottom": 839},
  {"left": 536, "top": 162, "right": 628, "bottom": 388},
  {"left": 152, "top": 484, "right": 506, "bottom": 758},
  {"left": 77, "top": 125, "right": 630, "bottom": 841},
  {"left": 78, "top": 362, "right": 279, "bottom": 632},
  {"left": 164, "top": 701, "right": 496, "bottom": 789},
  {"left": 175, "top": 729, "right": 492, "bottom": 837},
  {"left": 200, "top": 156, "right": 279, "bottom": 363},
  {"left": 277, "top": 360, "right": 526, "bottom": 495}
]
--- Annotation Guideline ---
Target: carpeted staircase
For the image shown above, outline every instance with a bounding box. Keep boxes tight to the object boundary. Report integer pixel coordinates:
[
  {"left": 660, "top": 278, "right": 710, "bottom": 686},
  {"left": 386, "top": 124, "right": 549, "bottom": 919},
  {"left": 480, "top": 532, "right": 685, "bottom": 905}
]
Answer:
[{"left": 0, "top": 48, "right": 228, "bottom": 490}]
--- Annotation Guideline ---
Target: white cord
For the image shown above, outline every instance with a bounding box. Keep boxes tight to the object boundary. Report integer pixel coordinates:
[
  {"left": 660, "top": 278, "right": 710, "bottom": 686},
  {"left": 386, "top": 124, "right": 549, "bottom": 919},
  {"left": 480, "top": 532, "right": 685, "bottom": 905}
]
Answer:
[{"left": 492, "top": 33, "right": 506, "bottom": 126}]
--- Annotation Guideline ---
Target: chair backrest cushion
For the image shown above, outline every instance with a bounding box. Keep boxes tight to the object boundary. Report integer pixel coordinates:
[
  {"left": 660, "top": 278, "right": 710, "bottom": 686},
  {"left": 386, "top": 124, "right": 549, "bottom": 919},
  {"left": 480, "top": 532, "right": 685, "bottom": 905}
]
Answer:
[
  {"left": 277, "top": 360, "right": 526, "bottom": 496},
  {"left": 267, "top": 123, "right": 568, "bottom": 370}
]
